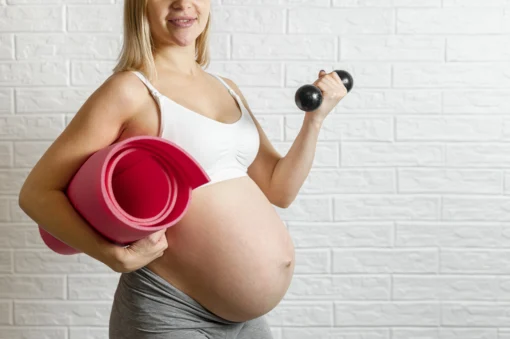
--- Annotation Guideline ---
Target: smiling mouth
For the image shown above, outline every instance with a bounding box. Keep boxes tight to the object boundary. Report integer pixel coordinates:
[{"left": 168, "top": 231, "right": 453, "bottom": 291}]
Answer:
[
  {"left": 170, "top": 19, "right": 195, "bottom": 22},
  {"left": 168, "top": 18, "right": 197, "bottom": 28}
]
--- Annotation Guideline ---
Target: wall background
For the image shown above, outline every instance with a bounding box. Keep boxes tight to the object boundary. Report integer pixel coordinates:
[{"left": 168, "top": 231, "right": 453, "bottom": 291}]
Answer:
[{"left": 1, "top": 0, "right": 510, "bottom": 338}]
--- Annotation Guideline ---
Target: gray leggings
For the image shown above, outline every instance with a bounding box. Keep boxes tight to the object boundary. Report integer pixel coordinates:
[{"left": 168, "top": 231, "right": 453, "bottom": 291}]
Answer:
[{"left": 109, "top": 266, "right": 273, "bottom": 339}]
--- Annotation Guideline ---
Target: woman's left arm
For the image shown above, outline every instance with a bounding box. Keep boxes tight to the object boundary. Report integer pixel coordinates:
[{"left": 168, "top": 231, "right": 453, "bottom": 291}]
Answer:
[{"left": 223, "top": 70, "right": 347, "bottom": 208}]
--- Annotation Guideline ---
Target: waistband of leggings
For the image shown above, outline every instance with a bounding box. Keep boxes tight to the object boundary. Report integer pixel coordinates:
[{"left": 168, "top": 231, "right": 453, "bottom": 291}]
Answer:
[{"left": 121, "top": 266, "right": 238, "bottom": 325}]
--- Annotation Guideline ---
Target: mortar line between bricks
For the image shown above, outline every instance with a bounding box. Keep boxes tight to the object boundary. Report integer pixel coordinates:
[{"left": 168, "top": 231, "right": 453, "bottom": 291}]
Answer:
[
  {"left": 330, "top": 196, "right": 334, "bottom": 221},
  {"left": 330, "top": 294, "right": 335, "bottom": 327},
  {"left": 12, "top": 87, "right": 17, "bottom": 114},
  {"left": 229, "top": 34, "right": 233, "bottom": 60},
  {"left": 5, "top": 325, "right": 106, "bottom": 328},
  {"left": 276, "top": 325, "right": 450, "bottom": 328},
  {"left": 282, "top": 63, "right": 286, "bottom": 88},
  {"left": 390, "top": 273, "right": 394, "bottom": 302},
  {"left": 9, "top": 249, "right": 13, "bottom": 275},
  {"left": 0, "top": 326, "right": 68, "bottom": 329},
  {"left": 394, "top": 8, "right": 397, "bottom": 35},
  {"left": 330, "top": 248, "right": 334, "bottom": 277},
  {"left": 392, "top": 116, "right": 396, "bottom": 142},
  {"left": 64, "top": 274, "right": 68, "bottom": 300},
  {"left": 284, "top": 8, "right": 288, "bottom": 34},
  {"left": 67, "top": 59, "right": 71, "bottom": 87},
  {"left": 392, "top": 221, "right": 397, "bottom": 249},
  {"left": 444, "top": 36, "right": 448, "bottom": 62},
  {"left": 336, "top": 140, "right": 341, "bottom": 168},
  {"left": 439, "top": 300, "right": 443, "bottom": 328},
  {"left": 11, "top": 33, "right": 16, "bottom": 61},
  {"left": 394, "top": 167, "right": 399, "bottom": 194},
  {"left": 439, "top": 195, "right": 444, "bottom": 221},
  {"left": 10, "top": 299, "right": 13, "bottom": 325},
  {"left": 438, "top": 245, "right": 442, "bottom": 276},
  {"left": 63, "top": 5, "right": 67, "bottom": 32},
  {"left": 335, "top": 36, "right": 340, "bottom": 62}
]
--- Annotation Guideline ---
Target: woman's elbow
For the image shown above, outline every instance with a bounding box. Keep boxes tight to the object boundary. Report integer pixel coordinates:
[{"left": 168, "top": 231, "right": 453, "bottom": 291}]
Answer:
[
  {"left": 18, "top": 180, "right": 45, "bottom": 211},
  {"left": 271, "top": 195, "right": 294, "bottom": 209},
  {"left": 18, "top": 183, "right": 38, "bottom": 213},
  {"left": 18, "top": 183, "right": 32, "bottom": 208}
]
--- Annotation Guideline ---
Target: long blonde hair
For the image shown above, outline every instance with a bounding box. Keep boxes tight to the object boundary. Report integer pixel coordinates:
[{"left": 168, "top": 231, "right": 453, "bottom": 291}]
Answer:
[{"left": 112, "top": 0, "right": 211, "bottom": 82}]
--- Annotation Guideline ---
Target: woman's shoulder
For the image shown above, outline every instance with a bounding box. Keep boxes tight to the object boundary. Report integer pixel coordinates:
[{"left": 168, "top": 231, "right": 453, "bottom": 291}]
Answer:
[
  {"left": 92, "top": 70, "right": 153, "bottom": 111},
  {"left": 102, "top": 70, "right": 150, "bottom": 100},
  {"left": 74, "top": 70, "right": 153, "bottom": 128}
]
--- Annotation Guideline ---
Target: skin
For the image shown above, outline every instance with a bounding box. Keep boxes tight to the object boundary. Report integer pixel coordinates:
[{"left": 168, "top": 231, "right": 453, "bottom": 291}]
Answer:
[
  {"left": 133, "top": 0, "right": 348, "bottom": 322},
  {"left": 127, "top": 0, "right": 297, "bottom": 322},
  {"left": 18, "top": 0, "right": 347, "bottom": 325}
]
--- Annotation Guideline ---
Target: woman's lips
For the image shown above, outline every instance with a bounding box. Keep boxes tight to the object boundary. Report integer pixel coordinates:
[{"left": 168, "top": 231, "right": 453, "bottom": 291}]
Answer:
[{"left": 168, "top": 18, "right": 196, "bottom": 28}]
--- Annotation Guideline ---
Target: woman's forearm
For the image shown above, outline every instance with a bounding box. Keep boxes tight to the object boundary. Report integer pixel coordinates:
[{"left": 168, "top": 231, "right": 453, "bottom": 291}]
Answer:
[
  {"left": 269, "top": 112, "right": 323, "bottom": 208},
  {"left": 19, "top": 189, "right": 117, "bottom": 266}
]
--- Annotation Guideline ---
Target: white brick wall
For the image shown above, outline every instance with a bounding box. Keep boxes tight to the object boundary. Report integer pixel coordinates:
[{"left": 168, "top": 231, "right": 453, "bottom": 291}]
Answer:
[{"left": 1, "top": 0, "right": 509, "bottom": 338}]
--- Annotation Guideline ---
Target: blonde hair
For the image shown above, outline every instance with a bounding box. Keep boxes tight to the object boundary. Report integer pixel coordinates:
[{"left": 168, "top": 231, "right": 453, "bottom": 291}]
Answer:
[{"left": 112, "top": 0, "right": 211, "bottom": 82}]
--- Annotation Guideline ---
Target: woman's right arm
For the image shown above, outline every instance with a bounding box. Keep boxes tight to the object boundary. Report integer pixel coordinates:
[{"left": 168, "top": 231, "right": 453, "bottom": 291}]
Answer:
[{"left": 18, "top": 71, "right": 165, "bottom": 272}]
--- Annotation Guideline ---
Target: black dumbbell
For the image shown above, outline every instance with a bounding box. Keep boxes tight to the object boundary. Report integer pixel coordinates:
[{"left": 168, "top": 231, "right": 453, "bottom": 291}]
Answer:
[{"left": 295, "top": 70, "right": 354, "bottom": 112}]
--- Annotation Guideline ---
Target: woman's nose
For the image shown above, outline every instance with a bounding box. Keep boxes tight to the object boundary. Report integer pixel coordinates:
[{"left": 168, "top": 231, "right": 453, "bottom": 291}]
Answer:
[{"left": 171, "top": 0, "right": 194, "bottom": 9}]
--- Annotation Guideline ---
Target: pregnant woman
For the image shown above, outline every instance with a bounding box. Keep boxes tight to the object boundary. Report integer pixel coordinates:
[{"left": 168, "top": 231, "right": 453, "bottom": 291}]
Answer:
[{"left": 18, "top": 0, "right": 347, "bottom": 338}]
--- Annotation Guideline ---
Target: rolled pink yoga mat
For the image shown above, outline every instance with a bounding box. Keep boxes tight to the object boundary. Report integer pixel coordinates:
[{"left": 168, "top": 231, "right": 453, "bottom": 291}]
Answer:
[{"left": 39, "top": 135, "right": 210, "bottom": 255}]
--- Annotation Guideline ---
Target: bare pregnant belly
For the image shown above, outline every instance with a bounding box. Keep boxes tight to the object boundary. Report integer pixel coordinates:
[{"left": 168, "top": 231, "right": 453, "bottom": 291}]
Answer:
[{"left": 146, "top": 175, "right": 295, "bottom": 322}]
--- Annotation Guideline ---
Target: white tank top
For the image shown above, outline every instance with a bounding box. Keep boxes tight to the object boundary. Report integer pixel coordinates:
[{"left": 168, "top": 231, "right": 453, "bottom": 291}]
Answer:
[{"left": 131, "top": 71, "right": 260, "bottom": 187}]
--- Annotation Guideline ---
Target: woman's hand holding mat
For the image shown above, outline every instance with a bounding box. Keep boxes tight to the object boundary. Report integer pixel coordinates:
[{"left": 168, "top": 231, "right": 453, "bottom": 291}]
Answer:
[{"left": 106, "top": 229, "right": 168, "bottom": 273}]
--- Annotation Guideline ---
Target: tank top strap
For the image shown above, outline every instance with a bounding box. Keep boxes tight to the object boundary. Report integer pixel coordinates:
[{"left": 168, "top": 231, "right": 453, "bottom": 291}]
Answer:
[
  {"left": 208, "top": 73, "right": 239, "bottom": 99},
  {"left": 131, "top": 71, "right": 162, "bottom": 99}
]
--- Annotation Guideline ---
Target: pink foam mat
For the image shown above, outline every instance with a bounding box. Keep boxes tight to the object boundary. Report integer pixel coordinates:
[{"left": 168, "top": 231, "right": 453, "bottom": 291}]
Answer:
[{"left": 39, "top": 135, "right": 210, "bottom": 255}]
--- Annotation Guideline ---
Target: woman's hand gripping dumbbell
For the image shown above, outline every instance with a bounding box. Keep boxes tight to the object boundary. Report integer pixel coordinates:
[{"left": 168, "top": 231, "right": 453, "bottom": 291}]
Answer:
[{"left": 295, "top": 70, "right": 354, "bottom": 123}]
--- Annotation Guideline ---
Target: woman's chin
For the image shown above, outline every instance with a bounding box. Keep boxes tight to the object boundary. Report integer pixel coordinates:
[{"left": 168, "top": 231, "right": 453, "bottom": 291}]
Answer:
[{"left": 170, "top": 36, "right": 198, "bottom": 47}]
